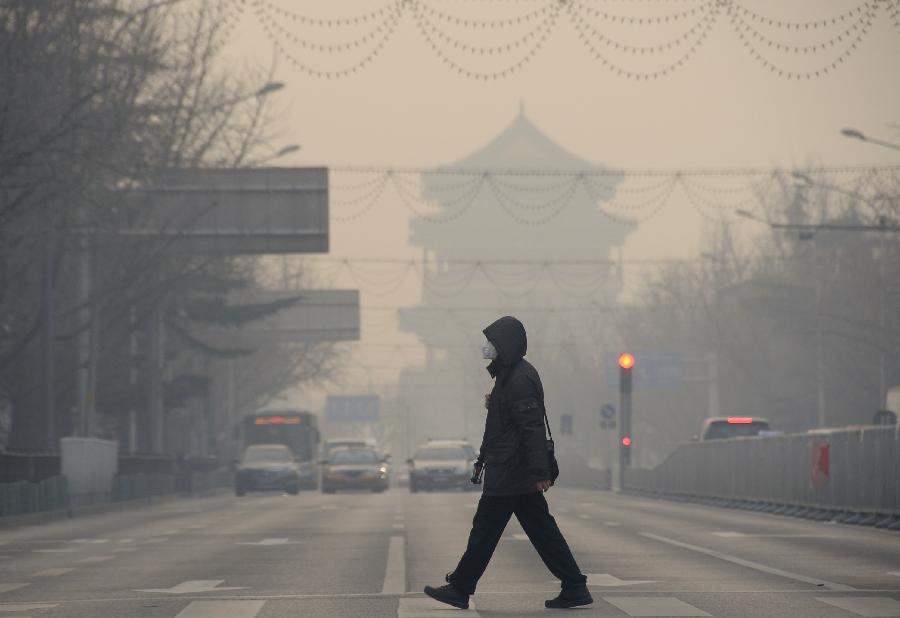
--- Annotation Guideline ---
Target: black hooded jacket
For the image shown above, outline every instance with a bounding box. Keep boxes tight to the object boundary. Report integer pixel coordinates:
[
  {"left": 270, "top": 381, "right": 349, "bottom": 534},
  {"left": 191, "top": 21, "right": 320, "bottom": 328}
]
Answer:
[{"left": 478, "top": 316, "right": 550, "bottom": 496}]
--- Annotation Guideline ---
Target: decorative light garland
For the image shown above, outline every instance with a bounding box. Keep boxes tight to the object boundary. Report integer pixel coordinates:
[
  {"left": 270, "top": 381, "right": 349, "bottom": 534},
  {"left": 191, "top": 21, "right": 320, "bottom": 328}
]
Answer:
[
  {"left": 206, "top": 0, "right": 900, "bottom": 80},
  {"left": 325, "top": 165, "right": 899, "bottom": 225}
]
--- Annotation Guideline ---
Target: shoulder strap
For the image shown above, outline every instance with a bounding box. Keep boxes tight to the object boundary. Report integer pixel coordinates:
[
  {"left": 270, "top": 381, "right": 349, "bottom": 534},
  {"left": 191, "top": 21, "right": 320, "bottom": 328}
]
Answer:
[{"left": 543, "top": 408, "right": 553, "bottom": 440}]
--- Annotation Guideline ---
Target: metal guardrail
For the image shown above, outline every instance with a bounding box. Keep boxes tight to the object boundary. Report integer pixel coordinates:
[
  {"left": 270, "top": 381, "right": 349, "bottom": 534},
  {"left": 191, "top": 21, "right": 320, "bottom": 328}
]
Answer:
[
  {"left": 0, "top": 452, "right": 230, "bottom": 518},
  {"left": 624, "top": 425, "right": 900, "bottom": 520},
  {"left": 0, "top": 476, "right": 68, "bottom": 517},
  {"left": 0, "top": 452, "right": 61, "bottom": 483}
]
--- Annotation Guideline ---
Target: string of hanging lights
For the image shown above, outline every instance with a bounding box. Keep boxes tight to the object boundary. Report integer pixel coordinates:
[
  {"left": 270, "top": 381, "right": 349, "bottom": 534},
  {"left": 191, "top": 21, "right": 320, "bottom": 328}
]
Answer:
[{"left": 227, "top": 0, "right": 898, "bottom": 80}]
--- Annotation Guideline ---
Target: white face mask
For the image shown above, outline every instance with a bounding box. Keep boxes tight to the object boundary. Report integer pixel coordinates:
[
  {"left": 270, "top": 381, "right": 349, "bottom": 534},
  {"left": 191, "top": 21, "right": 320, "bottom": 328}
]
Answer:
[{"left": 482, "top": 339, "right": 498, "bottom": 360}]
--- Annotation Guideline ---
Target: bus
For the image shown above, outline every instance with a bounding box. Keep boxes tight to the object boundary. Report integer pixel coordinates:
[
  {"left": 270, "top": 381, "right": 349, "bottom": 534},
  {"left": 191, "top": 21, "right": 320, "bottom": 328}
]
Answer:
[{"left": 237, "top": 409, "right": 320, "bottom": 489}]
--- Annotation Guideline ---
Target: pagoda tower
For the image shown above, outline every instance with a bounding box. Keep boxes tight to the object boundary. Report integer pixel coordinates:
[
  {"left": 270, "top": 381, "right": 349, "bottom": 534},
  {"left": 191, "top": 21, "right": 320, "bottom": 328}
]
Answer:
[{"left": 395, "top": 107, "right": 633, "bottom": 456}]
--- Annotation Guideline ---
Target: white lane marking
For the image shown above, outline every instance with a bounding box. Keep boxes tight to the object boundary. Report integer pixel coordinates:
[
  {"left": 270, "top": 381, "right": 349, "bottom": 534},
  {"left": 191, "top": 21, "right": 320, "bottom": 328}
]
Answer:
[
  {"left": 33, "top": 548, "right": 78, "bottom": 553},
  {"left": 604, "top": 521, "right": 621, "bottom": 527},
  {"left": 117, "top": 539, "right": 134, "bottom": 544},
  {"left": 140, "top": 538, "right": 169, "bottom": 544},
  {"left": 509, "top": 533, "right": 529, "bottom": 541},
  {"left": 817, "top": 596, "right": 900, "bottom": 616},
  {"left": 577, "top": 514, "right": 592, "bottom": 520},
  {"left": 712, "top": 531, "right": 832, "bottom": 539},
  {"left": 185, "top": 524, "right": 208, "bottom": 530},
  {"left": 586, "top": 574, "right": 656, "bottom": 587},
  {"left": 136, "top": 580, "right": 247, "bottom": 594},
  {"left": 886, "top": 571, "right": 900, "bottom": 577},
  {"left": 173, "top": 600, "right": 265, "bottom": 617},
  {"left": 392, "top": 523, "right": 405, "bottom": 530},
  {"left": 382, "top": 536, "right": 406, "bottom": 595},
  {"left": 32, "top": 568, "right": 74, "bottom": 577},
  {"left": 604, "top": 596, "right": 710, "bottom": 617},
  {"left": 77, "top": 555, "right": 115, "bottom": 564},
  {"left": 0, "top": 603, "right": 58, "bottom": 612},
  {"left": 399, "top": 597, "right": 478, "bottom": 617},
  {"left": 70, "top": 539, "right": 108, "bottom": 544},
  {"left": 641, "top": 532, "right": 855, "bottom": 592},
  {"left": 112, "top": 547, "right": 139, "bottom": 553},
  {"left": 319, "top": 505, "right": 340, "bottom": 511},
  {"left": 0, "top": 584, "right": 29, "bottom": 594},
  {"left": 236, "top": 538, "right": 299, "bottom": 546}
]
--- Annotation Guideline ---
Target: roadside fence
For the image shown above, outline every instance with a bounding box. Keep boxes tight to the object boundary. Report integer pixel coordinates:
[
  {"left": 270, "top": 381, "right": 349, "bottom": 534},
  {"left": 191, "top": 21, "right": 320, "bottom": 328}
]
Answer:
[{"left": 624, "top": 425, "right": 900, "bottom": 529}]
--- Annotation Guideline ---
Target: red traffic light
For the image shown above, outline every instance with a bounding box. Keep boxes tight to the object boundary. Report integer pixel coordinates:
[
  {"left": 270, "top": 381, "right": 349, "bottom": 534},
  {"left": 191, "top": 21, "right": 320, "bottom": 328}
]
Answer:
[
  {"left": 621, "top": 436, "right": 632, "bottom": 447},
  {"left": 618, "top": 353, "right": 635, "bottom": 370}
]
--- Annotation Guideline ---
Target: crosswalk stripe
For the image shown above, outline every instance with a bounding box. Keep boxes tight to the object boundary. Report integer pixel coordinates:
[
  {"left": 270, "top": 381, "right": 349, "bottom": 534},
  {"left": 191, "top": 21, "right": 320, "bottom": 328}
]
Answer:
[
  {"left": 816, "top": 597, "right": 900, "bottom": 617},
  {"left": 0, "top": 603, "right": 59, "bottom": 612},
  {"left": 0, "top": 584, "right": 28, "bottom": 594},
  {"left": 603, "top": 596, "right": 710, "bottom": 617},
  {"left": 173, "top": 600, "right": 265, "bottom": 617},
  {"left": 398, "top": 598, "right": 479, "bottom": 617}
]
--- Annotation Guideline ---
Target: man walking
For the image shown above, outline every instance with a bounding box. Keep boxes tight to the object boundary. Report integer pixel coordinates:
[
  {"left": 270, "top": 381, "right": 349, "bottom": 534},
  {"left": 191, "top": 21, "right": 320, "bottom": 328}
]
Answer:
[{"left": 424, "top": 316, "right": 593, "bottom": 610}]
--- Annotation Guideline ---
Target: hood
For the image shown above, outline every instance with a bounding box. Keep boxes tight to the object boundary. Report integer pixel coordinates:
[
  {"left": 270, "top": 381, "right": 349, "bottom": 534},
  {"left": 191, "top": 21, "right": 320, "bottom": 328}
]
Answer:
[
  {"left": 414, "top": 458, "right": 469, "bottom": 470},
  {"left": 239, "top": 461, "right": 298, "bottom": 472},
  {"left": 483, "top": 316, "right": 527, "bottom": 378}
]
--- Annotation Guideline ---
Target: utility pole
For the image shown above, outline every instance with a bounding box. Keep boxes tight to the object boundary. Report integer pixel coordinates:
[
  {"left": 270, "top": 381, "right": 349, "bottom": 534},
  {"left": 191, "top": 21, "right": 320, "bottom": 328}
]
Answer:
[
  {"left": 708, "top": 352, "right": 720, "bottom": 418},
  {"left": 878, "top": 236, "right": 887, "bottom": 407},
  {"left": 40, "top": 233, "right": 55, "bottom": 451},
  {"left": 148, "top": 295, "right": 164, "bottom": 453},
  {"left": 813, "top": 239, "right": 826, "bottom": 428}
]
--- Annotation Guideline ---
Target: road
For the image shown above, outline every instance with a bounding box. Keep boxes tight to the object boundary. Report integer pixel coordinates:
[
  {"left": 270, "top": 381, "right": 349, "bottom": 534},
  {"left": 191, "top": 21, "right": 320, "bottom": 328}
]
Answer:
[{"left": 0, "top": 487, "right": 899, "bottom": 617}]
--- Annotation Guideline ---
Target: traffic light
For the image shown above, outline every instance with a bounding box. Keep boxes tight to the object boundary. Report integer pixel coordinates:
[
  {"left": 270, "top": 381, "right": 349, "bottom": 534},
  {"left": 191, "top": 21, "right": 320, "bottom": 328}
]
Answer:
[
  {"left": 618, "top": 352, "right": 634, "bottom": 482},
  {"left": 620, "top": 435, "right": 632, "bottom": 465}
]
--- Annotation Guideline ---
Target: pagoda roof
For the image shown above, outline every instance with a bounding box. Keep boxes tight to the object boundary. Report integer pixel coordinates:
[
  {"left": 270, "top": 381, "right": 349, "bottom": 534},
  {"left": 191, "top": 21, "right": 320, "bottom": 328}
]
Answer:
[{"left": 433, "top": 104, "right": 609, "bottom": 172}]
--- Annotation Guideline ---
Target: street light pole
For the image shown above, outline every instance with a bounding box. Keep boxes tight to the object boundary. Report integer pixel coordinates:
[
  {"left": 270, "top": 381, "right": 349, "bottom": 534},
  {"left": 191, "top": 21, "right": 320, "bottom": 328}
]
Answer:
[
  {"left": 841, "top": 128, "right": 900, "bottom": 153},
  {"left": 812, "top": 238, "right": 826, "bottom": 428},
  {"left": 736, "top": 208, "right": 827, "bottom": 427}
]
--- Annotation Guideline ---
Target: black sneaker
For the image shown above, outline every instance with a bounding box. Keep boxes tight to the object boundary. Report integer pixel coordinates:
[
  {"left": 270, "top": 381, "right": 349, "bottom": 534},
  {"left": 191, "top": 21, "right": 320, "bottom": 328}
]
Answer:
[
  {"left": 424, "top": 583, "right": 470, "bottom": 610},
  {"left": 545, "top": 585, "right": 593, "bottom": 609}
]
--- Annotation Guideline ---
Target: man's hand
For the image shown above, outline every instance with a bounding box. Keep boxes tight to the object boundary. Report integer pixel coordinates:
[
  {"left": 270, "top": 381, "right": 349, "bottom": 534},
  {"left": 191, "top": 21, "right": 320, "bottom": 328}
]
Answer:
[{"left": 535, "top": 479, "right": 552, "bottom": 493}]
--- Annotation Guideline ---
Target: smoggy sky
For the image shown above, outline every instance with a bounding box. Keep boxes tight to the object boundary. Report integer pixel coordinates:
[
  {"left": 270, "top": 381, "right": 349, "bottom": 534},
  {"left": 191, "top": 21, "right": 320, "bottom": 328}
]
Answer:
[{"left": 219, "top": 0, "right": 900, "bottom": 403}]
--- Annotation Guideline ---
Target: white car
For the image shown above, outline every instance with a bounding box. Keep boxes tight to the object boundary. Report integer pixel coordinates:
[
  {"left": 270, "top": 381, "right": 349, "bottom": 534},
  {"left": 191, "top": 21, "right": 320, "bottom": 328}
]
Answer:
[{"left": 407, "top": 440, "right": 478, "bottom": 492}]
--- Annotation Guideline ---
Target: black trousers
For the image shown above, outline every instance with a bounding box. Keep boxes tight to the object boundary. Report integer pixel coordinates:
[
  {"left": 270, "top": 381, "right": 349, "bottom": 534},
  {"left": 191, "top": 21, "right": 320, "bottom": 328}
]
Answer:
[{"left": 448, "top": 491, "right": 587, "bottom": 595}]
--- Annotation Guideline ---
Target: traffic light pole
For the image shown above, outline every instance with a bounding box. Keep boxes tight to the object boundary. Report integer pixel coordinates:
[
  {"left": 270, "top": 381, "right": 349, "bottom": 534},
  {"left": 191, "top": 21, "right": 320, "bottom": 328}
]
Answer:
[{"left": 618, "top": 353, "right": 633, "bottom": 491}]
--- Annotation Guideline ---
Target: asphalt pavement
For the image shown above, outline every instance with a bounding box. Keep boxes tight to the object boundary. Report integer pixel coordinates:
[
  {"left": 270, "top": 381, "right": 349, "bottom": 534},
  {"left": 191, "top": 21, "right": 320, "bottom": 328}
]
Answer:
[{"left": 0, "top": 487, "right": 898, "bottom": 617}]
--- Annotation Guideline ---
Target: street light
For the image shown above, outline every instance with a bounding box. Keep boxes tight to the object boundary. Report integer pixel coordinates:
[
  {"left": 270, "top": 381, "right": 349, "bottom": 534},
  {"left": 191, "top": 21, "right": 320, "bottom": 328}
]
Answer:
[
  {"left": 735, "top": 208, "right": 763, "bottom": 223},
  {"left": 276, "top": 144, "right": 301, "bottom": 157},
  {"left": 840, "top": 127, "right": 900, "bottom": 153},
  {"left": 256, "top": 81, "right": 285, "bottom": 97},
  {"left": 257, "top": 144, "right": 301, "bottom": 167}
]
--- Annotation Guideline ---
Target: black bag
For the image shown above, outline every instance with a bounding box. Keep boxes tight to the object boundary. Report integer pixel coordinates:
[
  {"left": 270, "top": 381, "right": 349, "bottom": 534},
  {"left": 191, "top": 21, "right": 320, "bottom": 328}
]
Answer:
[{"left": 543, "top": 409, "right": 560, "bottom": 485}]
